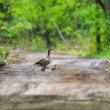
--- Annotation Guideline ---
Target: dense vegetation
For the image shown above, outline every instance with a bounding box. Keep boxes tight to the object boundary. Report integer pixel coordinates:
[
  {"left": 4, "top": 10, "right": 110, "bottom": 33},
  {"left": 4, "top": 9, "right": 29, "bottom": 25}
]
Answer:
[{"left": 0, "top": 0, "right": 110, "bottom": 59}]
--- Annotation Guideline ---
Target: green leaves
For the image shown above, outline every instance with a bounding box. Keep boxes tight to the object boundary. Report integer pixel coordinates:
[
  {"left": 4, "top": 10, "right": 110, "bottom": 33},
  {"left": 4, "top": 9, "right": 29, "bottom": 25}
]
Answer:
[
  {"left": 0, "top": 12, "right": 5, "bottom": 19},
  {"left": 0, "top": 47, "right": 10, "bottom": 60},
  {"left": 0, "top": 0, "right": 109, "bottom": 57}
]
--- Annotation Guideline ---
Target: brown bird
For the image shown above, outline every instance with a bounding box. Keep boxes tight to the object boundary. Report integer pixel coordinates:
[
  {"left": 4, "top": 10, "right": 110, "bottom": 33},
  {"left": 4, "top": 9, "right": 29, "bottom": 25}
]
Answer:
[
  {"left": 51, "top": 64, "right": 57, "bottom": 71},
  {"left": 0, "top": 52, "right": 10, "bottom": 67},
  {"left": 34, "top": 48, "right": 54, "bottom": 70}
]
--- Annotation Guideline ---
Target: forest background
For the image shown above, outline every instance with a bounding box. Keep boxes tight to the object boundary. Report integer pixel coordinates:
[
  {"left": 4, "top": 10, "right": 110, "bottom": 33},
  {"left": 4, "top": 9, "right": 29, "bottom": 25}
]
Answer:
[{"left": 0, "top": 0, "right": 110, "bottom": 59}]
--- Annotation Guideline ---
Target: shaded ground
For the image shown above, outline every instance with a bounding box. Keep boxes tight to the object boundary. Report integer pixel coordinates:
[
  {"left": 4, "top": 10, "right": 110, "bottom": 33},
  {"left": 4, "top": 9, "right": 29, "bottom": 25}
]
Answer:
[{"left": 0, "top": 49, "right": 110, "bottom": 110}]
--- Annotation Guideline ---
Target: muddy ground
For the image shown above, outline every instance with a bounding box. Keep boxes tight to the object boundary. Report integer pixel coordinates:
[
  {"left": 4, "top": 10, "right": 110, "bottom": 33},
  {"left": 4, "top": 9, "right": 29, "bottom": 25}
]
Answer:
[{"left": 0, "top": 49, "right": 110, "bottom": 110}]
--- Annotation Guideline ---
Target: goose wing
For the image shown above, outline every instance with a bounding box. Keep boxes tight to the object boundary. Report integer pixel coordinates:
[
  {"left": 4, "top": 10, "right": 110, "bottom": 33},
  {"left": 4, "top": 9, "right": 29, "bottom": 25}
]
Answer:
[
  {"left": 34, "top": 58, "right": 50, "bottom": 66},
  {"left": 0, "top": 61, "right": 6, "bottom": 67}
]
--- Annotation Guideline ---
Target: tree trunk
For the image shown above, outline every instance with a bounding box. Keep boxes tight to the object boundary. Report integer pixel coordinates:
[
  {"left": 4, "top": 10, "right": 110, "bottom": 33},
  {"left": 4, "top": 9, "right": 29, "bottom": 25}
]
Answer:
[
  {"left": 96, "top": 0, "right": 110, "bottom": 45},
  {"left": 95, "top": 0, "right": 102, "bottom": 51},
  {"left": 96, "top": 27, "right": 101, "bottom": 51},
  {"left": 40, "top": 2, "right": 68, "bottom": 45},
  {"left": 45, "top": 30, "right": 52, "bottom": 48},
  {"left": 104, "top": 0, "right": 110, "bottom": 44},
  {"left": 95, "top": 0, "right": 105, "bottom": 11},
  {"left": 104, "top": 0, "right": 110, "bottom": 11}
]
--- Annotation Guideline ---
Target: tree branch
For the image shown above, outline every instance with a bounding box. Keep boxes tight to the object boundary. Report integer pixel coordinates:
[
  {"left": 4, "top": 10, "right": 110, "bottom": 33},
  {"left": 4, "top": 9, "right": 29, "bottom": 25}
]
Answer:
[{"left": 40, "top": 2, "right": 68, "bottom": 44}]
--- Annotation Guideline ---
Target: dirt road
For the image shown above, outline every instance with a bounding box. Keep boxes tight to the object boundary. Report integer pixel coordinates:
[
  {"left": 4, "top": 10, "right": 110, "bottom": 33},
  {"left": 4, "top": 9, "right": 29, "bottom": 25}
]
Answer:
[{"left": 0, "top": 50, "right": 110, "bottom": 110}]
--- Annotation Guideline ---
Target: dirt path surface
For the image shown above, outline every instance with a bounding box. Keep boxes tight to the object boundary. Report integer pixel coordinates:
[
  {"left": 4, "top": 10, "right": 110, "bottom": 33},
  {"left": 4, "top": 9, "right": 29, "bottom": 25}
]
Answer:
[{"left": 0, "top": 49, "right": 110, "bottom": 110}]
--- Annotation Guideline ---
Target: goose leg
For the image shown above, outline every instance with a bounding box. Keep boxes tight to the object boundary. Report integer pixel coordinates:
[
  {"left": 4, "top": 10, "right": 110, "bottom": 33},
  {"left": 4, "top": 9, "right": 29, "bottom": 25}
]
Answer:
[
  {"left": 41, "top": 66, "right": 46, "bottom": 71},
  {"left": 45, "top": 66, "right": 49, "bottom": 69}
]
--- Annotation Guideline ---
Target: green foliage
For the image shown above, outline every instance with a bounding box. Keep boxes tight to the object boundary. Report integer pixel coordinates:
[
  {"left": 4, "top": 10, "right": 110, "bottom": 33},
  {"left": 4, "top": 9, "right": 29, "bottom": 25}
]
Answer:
[
  {"left": 0, "top": 0, "right": 110, "bottom": 58},
  {"left": 86, "top": 46, "right": 110, "bottom": 58},
  {"left": 27, "top": 36, "right": 46, "bottom": 51},
  {"left": 0, "top": 47, "right": 10, "bottom": 60}
]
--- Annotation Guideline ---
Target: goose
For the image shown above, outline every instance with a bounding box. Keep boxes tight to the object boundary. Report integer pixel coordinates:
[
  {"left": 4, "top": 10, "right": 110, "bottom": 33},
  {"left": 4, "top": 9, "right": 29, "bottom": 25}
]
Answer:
[{"left": 34, "top": 48, "right": 54, "bottom": 70}]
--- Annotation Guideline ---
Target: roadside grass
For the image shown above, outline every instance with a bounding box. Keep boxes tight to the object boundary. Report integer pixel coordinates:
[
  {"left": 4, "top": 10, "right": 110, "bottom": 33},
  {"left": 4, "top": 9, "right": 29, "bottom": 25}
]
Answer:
[{"left": 26, "top": 44, "right": 110, "bottom": 58}]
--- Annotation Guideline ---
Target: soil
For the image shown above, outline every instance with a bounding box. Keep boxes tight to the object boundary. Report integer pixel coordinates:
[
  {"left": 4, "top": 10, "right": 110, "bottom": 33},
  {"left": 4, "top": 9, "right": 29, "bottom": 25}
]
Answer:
[{"left": 0, "top": 49, "right": 110, "bottom": 110}]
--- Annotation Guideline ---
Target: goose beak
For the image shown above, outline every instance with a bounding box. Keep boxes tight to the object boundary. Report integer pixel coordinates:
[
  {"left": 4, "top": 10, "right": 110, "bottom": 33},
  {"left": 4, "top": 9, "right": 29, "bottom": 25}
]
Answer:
[{"left": 50, "top": 48, "right": 54, "bottom": 50}]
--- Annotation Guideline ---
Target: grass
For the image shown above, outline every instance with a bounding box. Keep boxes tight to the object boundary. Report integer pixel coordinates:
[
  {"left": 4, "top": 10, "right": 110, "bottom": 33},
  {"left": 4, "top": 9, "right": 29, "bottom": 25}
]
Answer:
[
  {"left": 54, "top": 48, "right": 78, "bottom": 55},
  {"left": 26, "top": 44, "right": 110, "bottom": 59},
  {"left": 3, "top": 40, "right": 110, "bottom": 59},
  {"left": 84, "top": 47, "right": 110, "bottom": 58},
  {"left": 86, "top": 51, "right": 110, "bottom": 58},
  {"left": 27, "top": 46, "right": 46, "bottom": 52},
  {"left": 25, "top": 43, "right": 78, "bottom": 55}
]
